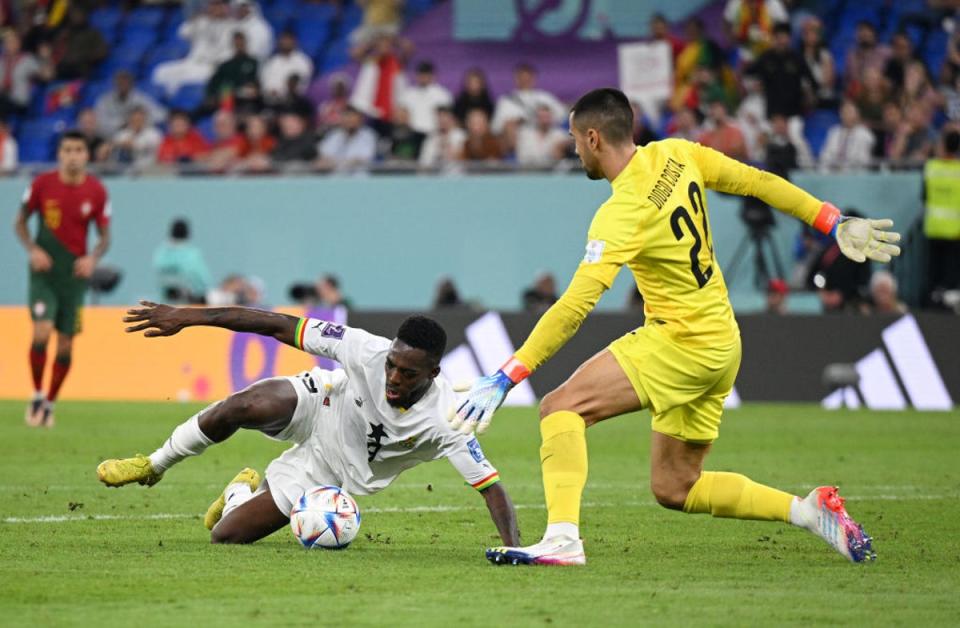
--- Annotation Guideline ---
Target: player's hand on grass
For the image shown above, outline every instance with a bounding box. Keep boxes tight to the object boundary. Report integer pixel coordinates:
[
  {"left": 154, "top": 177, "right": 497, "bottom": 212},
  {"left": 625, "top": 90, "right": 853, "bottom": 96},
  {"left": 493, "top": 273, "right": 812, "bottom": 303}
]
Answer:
[
  {"left": 29, "top": 246, "right": 52, "bottom": 272},
  {"left": 73, "top": 255, "right": 96, "bottom": 278},
  {"left": 449, "top": 371, "right": 515, "bottom": 435},
  {"left": 124, "top": 301, "right": 187, "bottom": 337},
  {"left": 836, "top": 217, "right": 901, "bottom": 263}
]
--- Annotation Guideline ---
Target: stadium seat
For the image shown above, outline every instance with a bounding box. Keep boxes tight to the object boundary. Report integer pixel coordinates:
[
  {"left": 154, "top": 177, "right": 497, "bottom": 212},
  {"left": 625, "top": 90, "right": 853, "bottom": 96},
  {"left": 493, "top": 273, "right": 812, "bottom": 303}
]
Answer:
[
  {"left": 405, "top": 0, "right": 435, "bottom": 20},
  {"left": 136, "top": 81, "right": 167, "bottom": 105},
  {"left": 804, "top": 109, "right": 840, "bottom": 159},
  {"left": 118, "top": 25, "right": 160, "bottom": 48},
  {"left": 89, "top": 7, "right": 122, "bottom": 41},
  {"left": 142, "top": 41, "right": 191, "bottom": 74},
  {"left": 339, "top": 4, "right": 363, "bottom": 32},
  {"left": 169, "top": 84, "right": 206, "bottom": 111},
  {"left": 79, "top": 79, "right": 115, "bottom": 109},
  {"left": 298, "top": 2, "right": 336, "bottom": 25},
  {"left": 320, "top": 40, "right": 352, "bottom": 73},
  {"left": 195, "top": 115, "right": 216, "bottom": 141},
  {"left": 296, "top": 23, "right": 332, "bottom": 58},
  {"left": 127, "top": 7, "right": 168, "bottom": 29},
  {"left": 265, "top": 6, "right": 296, "bottom": 32},
  {"left": 19, "top": 119, "right": 67, "bottom": 162}
]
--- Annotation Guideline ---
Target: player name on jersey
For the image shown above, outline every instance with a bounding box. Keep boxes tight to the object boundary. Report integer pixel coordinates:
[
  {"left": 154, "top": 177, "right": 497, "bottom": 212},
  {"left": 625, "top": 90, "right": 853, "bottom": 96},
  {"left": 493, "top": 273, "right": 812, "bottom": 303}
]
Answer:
[{"left": 647, "top": 157, "right": 686, "bottom": 210}]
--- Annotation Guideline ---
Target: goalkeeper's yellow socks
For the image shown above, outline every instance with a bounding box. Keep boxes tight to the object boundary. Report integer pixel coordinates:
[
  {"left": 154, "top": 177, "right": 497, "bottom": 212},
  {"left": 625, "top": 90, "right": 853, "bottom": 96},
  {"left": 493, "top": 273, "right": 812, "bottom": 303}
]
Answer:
[
  {"left": 683, "top": 471, "right": 794, "bottom": 522},
  {"left": 540, "top": 411, "right": 588, "bottom": 540}
]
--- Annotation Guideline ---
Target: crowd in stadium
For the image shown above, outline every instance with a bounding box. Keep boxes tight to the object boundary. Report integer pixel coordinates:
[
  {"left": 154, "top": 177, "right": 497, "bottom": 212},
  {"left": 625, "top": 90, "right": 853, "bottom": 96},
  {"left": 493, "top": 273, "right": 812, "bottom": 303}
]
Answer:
[{"left": 0, "top": 0, "right": 958, "bottom": 174}]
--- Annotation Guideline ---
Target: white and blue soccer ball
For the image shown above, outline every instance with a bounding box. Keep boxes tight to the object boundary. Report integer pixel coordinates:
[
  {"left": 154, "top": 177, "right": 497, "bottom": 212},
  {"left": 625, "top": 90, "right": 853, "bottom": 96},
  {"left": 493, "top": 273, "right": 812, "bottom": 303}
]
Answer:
[{"left": 290, "top": 485, "right": 361, "bottom": 549}]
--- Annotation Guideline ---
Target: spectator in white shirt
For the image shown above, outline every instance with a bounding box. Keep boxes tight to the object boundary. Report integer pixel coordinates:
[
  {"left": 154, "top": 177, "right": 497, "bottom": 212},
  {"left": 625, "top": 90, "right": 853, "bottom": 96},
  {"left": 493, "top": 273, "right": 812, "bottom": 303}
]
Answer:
[
  {"left": 95, "top": 70, "right": 167, "bottom": 137},
  {"left": 0, "top": 118, "right": 18, "bottom": 171},
  {"left": 233, "top": 0, "right": 274, "bottom": 62},
  {"left": 317, "top": 106, "right": 378, "bottom": 172},
  {"left": 153, "top": 0, "right": 237, "bottom": 97},
  {"left": 111, "top": 107, "right": 163, "bottom": 169},
  {"left": 516, "top": 104, "right": 569, "bottom": 167},
  {"left": 399, "top": 61, "right": 453, "bottom": 135},
  {"left": 261, "top": 31, "right": 314, "bottom": 104},
  {"left": 819, "top": 100, "right": 875, "bottom": 172},
  {"left": 419, "top": 105, "right": 466, "bottom": 169},
  {"left": 491, "top": 63, "right": 566, "bottom": 134}
]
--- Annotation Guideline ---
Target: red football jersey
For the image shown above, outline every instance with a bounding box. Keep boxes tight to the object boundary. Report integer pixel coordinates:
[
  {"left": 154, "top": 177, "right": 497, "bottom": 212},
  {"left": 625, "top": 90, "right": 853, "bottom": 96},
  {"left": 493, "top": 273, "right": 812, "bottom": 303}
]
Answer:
[{"left": 23, "top": 171, "right": 110, "bottom": 257}]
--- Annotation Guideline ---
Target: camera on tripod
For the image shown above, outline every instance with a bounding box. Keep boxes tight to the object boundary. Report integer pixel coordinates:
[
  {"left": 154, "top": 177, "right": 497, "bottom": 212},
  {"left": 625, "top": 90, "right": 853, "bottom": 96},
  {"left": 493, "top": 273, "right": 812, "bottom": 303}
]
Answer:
[{"left": 740, "top": 196, "right": 775, "bottom": 235}]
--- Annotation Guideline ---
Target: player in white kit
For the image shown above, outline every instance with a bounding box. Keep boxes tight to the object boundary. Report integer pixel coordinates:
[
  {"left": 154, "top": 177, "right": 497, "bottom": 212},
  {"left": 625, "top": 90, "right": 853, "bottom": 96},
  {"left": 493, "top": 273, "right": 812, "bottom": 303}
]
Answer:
[{"left": 97, "top": 302, "right": 520, "bottom": 547}]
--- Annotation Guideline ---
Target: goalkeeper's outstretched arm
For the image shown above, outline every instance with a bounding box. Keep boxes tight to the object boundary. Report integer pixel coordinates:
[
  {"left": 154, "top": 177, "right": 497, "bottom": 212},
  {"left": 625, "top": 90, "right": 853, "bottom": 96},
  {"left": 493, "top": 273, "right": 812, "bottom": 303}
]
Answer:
[{"left": 688, "top": 141, "right": 901, "bottom": 262}]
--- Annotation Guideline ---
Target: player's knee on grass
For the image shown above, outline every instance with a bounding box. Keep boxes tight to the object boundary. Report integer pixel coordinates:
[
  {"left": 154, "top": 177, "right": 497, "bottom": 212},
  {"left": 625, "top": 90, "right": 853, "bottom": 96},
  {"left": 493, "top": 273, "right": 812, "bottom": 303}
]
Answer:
[{"left": 650, "top": 474, "right": 698, "bottom": 511}]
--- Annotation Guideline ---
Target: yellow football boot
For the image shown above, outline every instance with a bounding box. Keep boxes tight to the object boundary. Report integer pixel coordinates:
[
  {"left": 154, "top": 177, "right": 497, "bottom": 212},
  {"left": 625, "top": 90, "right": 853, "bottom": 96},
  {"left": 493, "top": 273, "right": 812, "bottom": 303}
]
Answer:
[
  {"left": 96, "top": 454, "right": 164, "bottom": 487},
  {"left": 204, "top": 468, "right": 261, "bottom": 531}
]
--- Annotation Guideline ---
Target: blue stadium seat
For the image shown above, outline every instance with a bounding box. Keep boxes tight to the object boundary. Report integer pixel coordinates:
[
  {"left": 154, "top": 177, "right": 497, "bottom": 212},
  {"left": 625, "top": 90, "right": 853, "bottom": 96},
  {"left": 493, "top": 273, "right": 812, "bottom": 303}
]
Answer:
[
  {"left": 19, "top": 119, "right": 68, "bottom": 162},
  {"left": 805, "top": 109, "right": 840, "bottom": 158},
  {"left": 90, "top": 7, "right": 122, "bottom": 41},
  {"left": 405, "top": 0, "right": 435, "bottom": 20},
  {"left": 79, "top": 79, "right": 115, "bottom": 109},
  {"left": 136, "top": 81, "right": 167, "bottom": 105},
  {"left": 195, "top": 115, "right": 215, "bottom": 141},
  {"left": 339, "top": 4, "right": 363, "bottom": 32},
  {"left": 299, "top": 2, "right": 336, "bottom": 25},
  {"left": 296, "top": 23, "right": 332, "bottom": 57},
  {"left": 118, "top": 25, "right": 160, "bottom": 48},
  {"left": 320, "top": 40, "right": 351, "bottom": 72},
  {"left": 19, "top": 140, "right": 56, "bottom": 163},
  {"left": 142, "top": 41, "right": 190, "bottom": 74},
  {"left": 169, "top": 84, "right": 205, "bottom": 111},
  {"left": 266, "top": 6, "right": 295, "bottom": 33},
  {"left": 127, "top": 7, "right": 168, "bottom": 29}
]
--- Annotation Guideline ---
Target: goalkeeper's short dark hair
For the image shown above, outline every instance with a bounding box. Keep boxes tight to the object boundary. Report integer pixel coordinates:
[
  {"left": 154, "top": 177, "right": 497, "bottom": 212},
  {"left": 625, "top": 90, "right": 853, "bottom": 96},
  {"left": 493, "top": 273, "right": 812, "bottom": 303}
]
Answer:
[
  {"left": 571, "top": 88, "right": 635, "bottom": 145},
  {"left": 397, "top": 315, "right": 447, "bottom": 361}
]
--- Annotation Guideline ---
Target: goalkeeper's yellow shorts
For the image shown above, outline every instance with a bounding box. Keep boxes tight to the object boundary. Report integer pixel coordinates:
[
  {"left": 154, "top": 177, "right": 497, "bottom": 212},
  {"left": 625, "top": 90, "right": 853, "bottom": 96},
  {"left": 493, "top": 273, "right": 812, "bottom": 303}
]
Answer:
[{"left": 608, "top": 324, "right": 741, "bottom": 443}]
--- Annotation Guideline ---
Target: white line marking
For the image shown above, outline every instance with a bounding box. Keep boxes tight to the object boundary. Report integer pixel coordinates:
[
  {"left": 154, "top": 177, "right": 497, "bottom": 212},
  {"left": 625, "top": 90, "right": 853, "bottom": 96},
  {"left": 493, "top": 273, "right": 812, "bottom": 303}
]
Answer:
[{"left": 2, "top": 495, "right": 954, "bottom": 524}]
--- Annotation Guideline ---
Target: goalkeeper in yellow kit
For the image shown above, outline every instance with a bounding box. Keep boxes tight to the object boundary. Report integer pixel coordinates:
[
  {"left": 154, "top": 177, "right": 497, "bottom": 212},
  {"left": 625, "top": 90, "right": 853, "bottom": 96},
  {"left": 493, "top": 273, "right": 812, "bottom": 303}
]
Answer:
[{"left": 453, "top": 89, "right": 901, "bottom": 566}]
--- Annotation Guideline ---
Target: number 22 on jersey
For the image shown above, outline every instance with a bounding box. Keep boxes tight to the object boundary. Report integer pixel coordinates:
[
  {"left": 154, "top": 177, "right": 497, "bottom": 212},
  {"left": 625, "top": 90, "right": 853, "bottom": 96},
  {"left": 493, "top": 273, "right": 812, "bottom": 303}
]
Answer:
[{"left": 669, "top": 181, "right": 714, "bottom": 289}]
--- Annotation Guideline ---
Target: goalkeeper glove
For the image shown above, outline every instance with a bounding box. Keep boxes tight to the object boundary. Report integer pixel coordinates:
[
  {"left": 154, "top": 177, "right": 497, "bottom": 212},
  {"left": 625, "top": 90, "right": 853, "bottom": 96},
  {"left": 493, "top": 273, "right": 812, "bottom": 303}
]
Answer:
[
  {"left": 816, "top": 202, "right": 902, "bottom": 263},
  {"left": 449, "top": 357, "right": 530, "bottom": 435}
]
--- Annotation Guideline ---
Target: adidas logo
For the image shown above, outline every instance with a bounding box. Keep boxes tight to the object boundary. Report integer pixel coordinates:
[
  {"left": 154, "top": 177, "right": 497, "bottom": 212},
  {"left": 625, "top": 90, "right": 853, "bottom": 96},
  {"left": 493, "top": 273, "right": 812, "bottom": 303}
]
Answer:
[
  {"left": 822, "top": 315, "right": 953, "bottom": 411},
  {"left": 440, "top": 312, "right": 536, "bottom": 407}
]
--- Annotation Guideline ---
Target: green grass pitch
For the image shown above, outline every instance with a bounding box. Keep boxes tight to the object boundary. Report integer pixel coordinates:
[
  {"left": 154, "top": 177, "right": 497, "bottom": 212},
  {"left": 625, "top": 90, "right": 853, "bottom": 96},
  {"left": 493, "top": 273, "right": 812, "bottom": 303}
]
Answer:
[{"left": 1, "top": 401, "right": 958, "bottom": 627}]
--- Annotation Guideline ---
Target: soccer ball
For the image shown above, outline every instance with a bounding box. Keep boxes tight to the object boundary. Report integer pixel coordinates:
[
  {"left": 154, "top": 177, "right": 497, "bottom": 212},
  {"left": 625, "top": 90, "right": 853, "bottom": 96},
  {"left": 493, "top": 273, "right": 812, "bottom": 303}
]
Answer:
[{"left": 290, "top": 485, "right": 361, "bottom": 549}]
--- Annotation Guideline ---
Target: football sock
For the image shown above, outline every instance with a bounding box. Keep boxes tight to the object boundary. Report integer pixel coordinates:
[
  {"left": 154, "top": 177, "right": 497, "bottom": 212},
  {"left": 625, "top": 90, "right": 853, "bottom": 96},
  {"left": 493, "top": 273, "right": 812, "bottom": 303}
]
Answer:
[
  {"left": 148, "top": 413, "right": 214, "bottom": 473},
  {"left": 46, "top": 355, "right": 71, "bottom": 402},
  {"left": 221, "top": 483, "right": 254, "bottom": 520},
  {"left": 29, "top": 344, "right": 46, "bottom": 393},
  {"left": 682, "top": 472, "right": 793, "bottom": 522},
  {"left": 540, "top": 411, "right": 588, "bottom": 532}
]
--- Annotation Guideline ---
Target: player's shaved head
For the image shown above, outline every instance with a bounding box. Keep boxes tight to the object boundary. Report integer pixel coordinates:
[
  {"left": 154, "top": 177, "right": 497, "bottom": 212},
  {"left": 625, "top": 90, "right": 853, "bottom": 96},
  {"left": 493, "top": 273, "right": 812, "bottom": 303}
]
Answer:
[{"left": 571, "top": 88, "right": 634, "bottom": 146}]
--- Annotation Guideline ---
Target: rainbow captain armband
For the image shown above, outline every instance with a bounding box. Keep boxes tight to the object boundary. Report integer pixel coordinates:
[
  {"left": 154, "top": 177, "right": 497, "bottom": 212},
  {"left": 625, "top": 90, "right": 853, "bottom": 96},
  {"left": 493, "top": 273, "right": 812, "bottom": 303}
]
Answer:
[
  {"left": 293, "top": 317, "right": 308, "bottom": 351},
  {"left": 812, "top": 202, "right": 843, "bottom": 239},
  {"left": 500, "top": 356, "right": 531, "bottom": 385},
  {"left": 471, "top": 472, "right": 501, "bottom": 491}
]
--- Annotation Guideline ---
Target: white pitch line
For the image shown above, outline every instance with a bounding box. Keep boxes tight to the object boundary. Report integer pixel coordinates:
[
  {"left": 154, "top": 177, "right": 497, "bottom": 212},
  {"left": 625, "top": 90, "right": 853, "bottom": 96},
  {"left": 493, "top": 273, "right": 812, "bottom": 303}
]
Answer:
[{"left": 2, "top": 495, "right": 954, "bottom": 525}]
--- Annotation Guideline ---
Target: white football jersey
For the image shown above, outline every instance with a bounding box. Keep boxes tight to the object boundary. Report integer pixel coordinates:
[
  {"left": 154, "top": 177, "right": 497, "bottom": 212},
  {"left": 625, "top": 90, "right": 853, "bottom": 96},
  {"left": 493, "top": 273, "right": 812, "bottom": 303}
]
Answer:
[{"left": 293, "top": 318, "right": 500, "bottom": 496}]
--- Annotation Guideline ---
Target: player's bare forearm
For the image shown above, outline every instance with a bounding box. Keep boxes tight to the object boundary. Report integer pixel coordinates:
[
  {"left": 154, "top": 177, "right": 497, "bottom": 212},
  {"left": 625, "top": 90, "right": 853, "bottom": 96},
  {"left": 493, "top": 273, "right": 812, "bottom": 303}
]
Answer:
[
  {"left": 481, "top": 483, "right": 520, "bottom": 545},
  {"left": 90, "top": 224, "right": 111, "bottom": 261},
  {"left": 124, "top": 301, "right": 300, "bottom": 344},
  {"left": 13, "top": 205, "right": 35, "bottom": 252}
]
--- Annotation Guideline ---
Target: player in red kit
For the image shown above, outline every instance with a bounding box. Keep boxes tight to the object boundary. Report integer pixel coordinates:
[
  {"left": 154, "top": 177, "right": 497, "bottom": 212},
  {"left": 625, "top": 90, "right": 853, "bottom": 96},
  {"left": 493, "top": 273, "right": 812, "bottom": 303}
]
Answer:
[{"left": 14, "top": 131, "right": 111, "bottom": 427}]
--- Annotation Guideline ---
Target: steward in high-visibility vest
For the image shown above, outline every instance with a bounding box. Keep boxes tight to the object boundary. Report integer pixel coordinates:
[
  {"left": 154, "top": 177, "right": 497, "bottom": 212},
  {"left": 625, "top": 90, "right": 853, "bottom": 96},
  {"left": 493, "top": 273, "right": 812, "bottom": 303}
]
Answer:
[{"left": 924, "top": 158, "right": 960, "bottom": 240}]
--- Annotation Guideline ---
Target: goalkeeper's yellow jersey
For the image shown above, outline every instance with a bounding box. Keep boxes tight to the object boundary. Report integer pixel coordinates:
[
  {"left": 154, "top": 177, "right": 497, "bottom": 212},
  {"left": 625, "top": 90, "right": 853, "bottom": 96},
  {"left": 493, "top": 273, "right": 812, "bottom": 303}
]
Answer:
[{"left": 514, "top": 138, "right": 832, "bottom": 371}]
